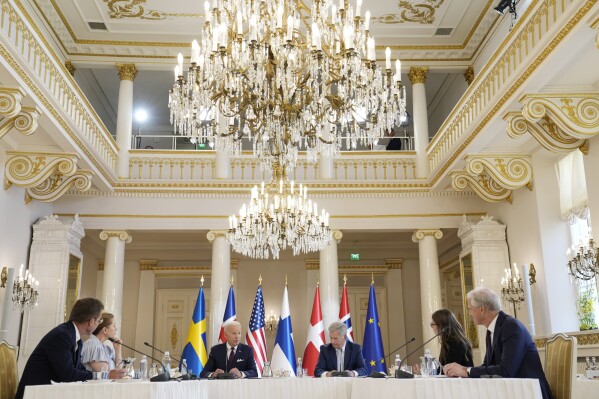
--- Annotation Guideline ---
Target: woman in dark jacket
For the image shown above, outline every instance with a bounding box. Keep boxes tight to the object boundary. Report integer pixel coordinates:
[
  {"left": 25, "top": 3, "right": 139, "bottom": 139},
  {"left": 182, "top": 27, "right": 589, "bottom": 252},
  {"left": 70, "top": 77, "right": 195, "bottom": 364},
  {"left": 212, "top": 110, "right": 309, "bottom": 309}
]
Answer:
[{"left": 432, "top": 309, "right": 474, "bottom": 367}]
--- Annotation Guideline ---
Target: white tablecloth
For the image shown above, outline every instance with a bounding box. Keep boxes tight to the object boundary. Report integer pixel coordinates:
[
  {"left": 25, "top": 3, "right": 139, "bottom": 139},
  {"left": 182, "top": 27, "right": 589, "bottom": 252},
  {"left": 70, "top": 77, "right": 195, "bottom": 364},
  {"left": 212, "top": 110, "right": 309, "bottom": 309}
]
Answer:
[
  {"left": 572, "top": 378, "right": 598, "bottom": 399},
  {"left": 23, "top": 377, "right": 542, "bottom": 399}
]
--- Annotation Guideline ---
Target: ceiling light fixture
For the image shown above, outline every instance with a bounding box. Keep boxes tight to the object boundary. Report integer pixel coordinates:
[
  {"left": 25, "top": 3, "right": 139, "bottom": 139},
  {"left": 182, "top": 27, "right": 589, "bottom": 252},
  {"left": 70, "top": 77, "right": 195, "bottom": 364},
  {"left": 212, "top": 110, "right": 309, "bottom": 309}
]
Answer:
[{"left": 168, "top": 0, "right": 406, "bottom": 171}]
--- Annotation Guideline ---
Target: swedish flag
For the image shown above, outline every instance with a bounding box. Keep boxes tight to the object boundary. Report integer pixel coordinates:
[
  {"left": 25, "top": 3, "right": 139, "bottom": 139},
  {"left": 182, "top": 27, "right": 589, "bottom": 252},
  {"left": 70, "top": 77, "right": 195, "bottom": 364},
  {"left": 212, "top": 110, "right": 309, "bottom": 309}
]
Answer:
[
  {"left": 362, "top": 282, "right": 385, "bottom": 374},
  {"left": 180, "top": 287, "right": 208, "bottom": 375}
]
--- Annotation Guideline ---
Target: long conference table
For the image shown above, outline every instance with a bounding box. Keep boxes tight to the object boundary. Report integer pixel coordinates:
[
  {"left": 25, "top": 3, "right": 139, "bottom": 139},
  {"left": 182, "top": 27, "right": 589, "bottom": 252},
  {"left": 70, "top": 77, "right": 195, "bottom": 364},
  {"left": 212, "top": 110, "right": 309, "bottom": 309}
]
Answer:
[{"left": 23, "top": 377, "right": 543, "bottom": 399}]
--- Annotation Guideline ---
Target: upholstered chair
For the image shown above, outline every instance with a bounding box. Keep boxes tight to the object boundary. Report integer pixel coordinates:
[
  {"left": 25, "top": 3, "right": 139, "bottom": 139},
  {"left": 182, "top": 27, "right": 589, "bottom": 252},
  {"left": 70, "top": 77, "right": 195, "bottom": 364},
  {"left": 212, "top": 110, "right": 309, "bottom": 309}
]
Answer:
[
  {"left": 0, "top": 340, "right": 17, "bottom": 399},
  {"left": 545, "top": 333, "right": 577, "bottom": 399}
]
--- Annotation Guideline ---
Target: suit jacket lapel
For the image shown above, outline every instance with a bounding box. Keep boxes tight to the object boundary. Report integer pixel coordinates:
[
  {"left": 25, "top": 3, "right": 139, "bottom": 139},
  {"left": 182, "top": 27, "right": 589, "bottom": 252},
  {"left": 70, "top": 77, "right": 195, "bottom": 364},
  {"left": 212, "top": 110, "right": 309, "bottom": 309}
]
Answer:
[
  {"left": 491, "top": 312, "right": 506, "bottom": 363},
  {"left": 344, "top": 343, "right": 351, "bottom": 370}
]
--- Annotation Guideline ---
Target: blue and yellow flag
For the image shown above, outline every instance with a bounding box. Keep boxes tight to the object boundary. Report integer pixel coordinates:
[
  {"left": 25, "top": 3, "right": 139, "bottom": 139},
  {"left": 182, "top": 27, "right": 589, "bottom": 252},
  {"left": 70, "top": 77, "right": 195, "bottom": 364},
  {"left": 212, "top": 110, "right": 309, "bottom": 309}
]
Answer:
[
  {"left": 180, "top": 286, "right": 208, "bottom": 375},
  {"left": 362, "top": 283, "right": 386, "bottom": 374}
]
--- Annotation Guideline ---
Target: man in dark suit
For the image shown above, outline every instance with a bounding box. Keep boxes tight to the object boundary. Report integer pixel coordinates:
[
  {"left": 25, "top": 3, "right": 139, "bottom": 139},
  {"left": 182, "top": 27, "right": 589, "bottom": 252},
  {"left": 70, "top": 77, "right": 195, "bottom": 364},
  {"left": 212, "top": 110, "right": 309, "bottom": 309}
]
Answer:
[
  {"left": 314, "top": 321, "right": 367, "bottom": 377},
  {"left": 16, "top": 298, "right": 126, "bottom": 399},
  {"left": 444, "top": 287, "right": 552, "bottom": 399},
  {"left": 200, "top": 321, "right": 257, "bottom": 378}
]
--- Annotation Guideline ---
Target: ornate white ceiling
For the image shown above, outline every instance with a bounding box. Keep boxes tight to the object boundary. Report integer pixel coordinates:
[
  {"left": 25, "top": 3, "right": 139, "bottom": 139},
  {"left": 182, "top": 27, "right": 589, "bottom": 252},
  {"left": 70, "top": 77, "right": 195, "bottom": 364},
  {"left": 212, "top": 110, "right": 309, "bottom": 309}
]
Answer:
[{"left": 33, "top": 0, "right": 499, "bottom": 63}]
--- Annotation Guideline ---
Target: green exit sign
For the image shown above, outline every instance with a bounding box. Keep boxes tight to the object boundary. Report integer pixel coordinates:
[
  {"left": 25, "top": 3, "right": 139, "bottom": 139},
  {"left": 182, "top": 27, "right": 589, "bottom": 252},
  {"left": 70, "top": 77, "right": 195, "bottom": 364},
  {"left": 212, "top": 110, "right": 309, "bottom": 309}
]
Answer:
[
  {"left": 350, "top": 253, "right": 360, "bottom": 261},
  {"left": 198, "top": 143, "right": 206, "bottom": 149}
]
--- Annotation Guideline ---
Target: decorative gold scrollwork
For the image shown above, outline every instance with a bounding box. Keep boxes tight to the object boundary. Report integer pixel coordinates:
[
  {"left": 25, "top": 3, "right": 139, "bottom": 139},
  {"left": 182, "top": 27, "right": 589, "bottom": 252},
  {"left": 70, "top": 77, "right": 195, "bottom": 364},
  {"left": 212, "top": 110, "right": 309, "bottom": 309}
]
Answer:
[
  {"left": 375, "top": 0, "right": 445, "bottom": 24},
  {"left": 0, "top": 87, "right": 25, "bottom": 119},
  {"left": 0, "top": 107, "right": 40, "bottom": 140},
  {"left": 104, "top": 0, "right": 166, "bottom": 20},
  {"left": 520, "top": 93, "right": 599, "bottom": 139},
  {"left": 4, "top": 152, "right": 93, "bottom": 203},
  {"left": 465, "top": 154, "right": 533, "bottom": 190},
  {"left": 451, "top": 170, "right": 513, "bottom": 203},
  {"left": 504, "top": 111, "right": 587, "bottom": 154}
]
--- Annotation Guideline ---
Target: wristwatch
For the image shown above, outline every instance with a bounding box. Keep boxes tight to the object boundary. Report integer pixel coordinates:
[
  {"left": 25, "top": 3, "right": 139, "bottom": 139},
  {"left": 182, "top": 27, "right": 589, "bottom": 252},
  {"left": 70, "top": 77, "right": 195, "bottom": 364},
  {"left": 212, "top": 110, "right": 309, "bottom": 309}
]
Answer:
[{"left": 466, "top": 367, "right": 472, "bottom": 376}]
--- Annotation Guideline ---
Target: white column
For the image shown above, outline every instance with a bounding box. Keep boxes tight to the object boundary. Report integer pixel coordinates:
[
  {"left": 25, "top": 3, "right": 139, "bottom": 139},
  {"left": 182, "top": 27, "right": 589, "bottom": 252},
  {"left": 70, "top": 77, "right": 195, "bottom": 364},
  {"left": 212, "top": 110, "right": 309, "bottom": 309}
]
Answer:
[
  {"left": 115, "top": 63, "right": 138, "bottom": 178},
  {"left": 409, "top": 67, "right": 430, "bottom": 179},
  {"left": 207, "top": 230, "right": 230, "bottom": 348},
  {"left": 99, "top": 230, "right": 132, "bottom": 329},
  {"left": 135, "top": 260, "right": 157, "bottom": 352},
  {"left": 320, "top": 230, "right": 342, "bottom": 340},
  {"left": 412, "top": 229, "right": 443, "bottom": 357}
]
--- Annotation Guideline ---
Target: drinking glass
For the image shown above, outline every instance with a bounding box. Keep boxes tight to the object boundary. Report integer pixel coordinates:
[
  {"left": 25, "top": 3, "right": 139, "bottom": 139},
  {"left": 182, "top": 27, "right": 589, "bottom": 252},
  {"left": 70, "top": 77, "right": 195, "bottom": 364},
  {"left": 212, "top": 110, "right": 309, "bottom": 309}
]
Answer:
[
  {"left": 302, "top": 368, "right": 308, "bottom": 377},
  {"left": 401, "top": 365, "right": 413, "bottom": 374},
  {"left": 262, "top": 361, "right": 273, "bottom": 378},
  {"left": 149, "top": 363, "right": 159, "bottom": 379},
  {"left": 101, "top": 365, "right": 109, "bottom": 380}
]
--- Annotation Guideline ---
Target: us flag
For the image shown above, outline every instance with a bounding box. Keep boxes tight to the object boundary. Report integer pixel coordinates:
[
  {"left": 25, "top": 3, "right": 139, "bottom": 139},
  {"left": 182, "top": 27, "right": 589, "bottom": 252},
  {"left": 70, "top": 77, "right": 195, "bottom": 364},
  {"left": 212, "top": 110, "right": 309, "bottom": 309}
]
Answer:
[{"left": 245, "top": 283, "right": 267, "bottom": 374}]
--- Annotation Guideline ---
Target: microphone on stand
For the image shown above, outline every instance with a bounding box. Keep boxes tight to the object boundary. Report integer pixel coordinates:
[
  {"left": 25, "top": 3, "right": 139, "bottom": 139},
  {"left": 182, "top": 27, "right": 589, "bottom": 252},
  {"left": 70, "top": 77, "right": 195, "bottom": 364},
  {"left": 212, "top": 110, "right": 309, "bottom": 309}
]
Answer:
[
  {"left": 368, "top": 337, "right": 417, "bottom": 378},
  {"left": 108, "top": 338, "right": 170, "bottom": 382},
  {"left": 144, "top": 342, "right": 191, "bottom": 380},
  {"left": 395, "top": 327, "right": 447, "bottom": 379}
]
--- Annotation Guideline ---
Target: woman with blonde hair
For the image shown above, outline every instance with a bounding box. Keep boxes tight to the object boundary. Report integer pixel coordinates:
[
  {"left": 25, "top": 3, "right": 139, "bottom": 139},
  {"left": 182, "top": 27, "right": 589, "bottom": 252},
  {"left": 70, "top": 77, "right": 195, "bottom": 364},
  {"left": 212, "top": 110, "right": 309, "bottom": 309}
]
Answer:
[{"left": 81, "top": 312, "right": 123, "bottom": 371}]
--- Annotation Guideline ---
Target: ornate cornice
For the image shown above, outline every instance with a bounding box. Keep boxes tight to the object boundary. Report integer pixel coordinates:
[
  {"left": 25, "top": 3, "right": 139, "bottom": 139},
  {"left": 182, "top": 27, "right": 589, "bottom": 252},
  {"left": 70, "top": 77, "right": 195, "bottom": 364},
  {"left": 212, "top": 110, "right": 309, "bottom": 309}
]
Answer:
[
  {"left": 412, "top": 229, "right": 443, "bottom": 242},
  {"left": 385, "top": 258, "right": 404, "bottom": 270},
  {"left": 504, "top": 111, "right": 588, "bottom": 154},
  {"left": 451, "top": 154, "right": 533, "bottom": 203},
  {"left": 464, "top": 66, "right": 474, "bottom": 86},
  {"left": 408, "top": 67, "right": 428, "bottom": 85},
  {"left": 65, "top": 61, "right": 75, "bottom": 76},
  {"left": 519, "top": 93, "right": 599, "bottom": 139},
  {"left": 116, "top": 63, "right": 138, "bottom": 81},
  {"left": 99, "top": 230, "right": 133, "bottom": 243},
  {"left": 305, "top": 259, "right": 320, "bottom": 270},
  {"left": 98, "top": 261, "right": 104, "bottom": 271},
  {"left": 4, "top": 152, "right": 93, "bottom": 203},
  {"left": 139, "top": 259, "right": 158, "bottom": 270}
]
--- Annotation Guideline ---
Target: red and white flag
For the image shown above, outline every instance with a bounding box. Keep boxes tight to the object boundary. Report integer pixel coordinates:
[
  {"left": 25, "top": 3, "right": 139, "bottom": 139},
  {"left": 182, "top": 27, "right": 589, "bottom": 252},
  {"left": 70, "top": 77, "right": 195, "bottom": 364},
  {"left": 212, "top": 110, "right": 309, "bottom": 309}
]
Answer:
[
  {"left": 303, "top": 285, "right": 325, "bottom": 376},
  {"left": 339, "top": 281, "right": 354, "bottom": 342}
]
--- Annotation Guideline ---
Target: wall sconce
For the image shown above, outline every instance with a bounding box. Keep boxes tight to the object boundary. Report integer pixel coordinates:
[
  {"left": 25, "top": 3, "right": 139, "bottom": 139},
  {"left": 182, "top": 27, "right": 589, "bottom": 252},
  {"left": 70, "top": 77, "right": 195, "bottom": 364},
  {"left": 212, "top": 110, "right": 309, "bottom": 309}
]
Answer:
[
  {"left": 1, "top": 266, "right": 7, "bottom": 288},
  {"left": 528, "top": 263, "right": 536, "bottom": 285},
  {"left": 12, "top": 264, "right": 39, "bottom": 312},
  {"left": 501, "top": 264, "right": 524, "bottom": 317},
  {"left": 265, "top": 310, "right": 278, "bottom": 334}
]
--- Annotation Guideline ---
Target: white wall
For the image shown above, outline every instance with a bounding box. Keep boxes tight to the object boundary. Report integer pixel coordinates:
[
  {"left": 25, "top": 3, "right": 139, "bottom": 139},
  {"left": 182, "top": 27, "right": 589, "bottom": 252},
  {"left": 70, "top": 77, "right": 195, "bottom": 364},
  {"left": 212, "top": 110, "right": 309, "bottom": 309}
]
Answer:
[
  {"left": 0, "top": 147, "right": 53, "bottom": 345},
  {"left": 428, "top": 73, "right": 469, "bottom": 138}
]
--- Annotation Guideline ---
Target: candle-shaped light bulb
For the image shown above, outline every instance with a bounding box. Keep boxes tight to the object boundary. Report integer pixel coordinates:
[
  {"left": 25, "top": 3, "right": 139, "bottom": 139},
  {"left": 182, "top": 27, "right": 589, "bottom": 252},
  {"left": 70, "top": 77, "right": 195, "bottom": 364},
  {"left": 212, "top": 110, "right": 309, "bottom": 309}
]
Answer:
[
  {"left": 287, "top": 15, "right": 294, "bottom": 41},
  {"left": 249, "top": 14, "right": 258, "bottom": 41},
  {"left": 356, "top": 0, "right": 362, "bottom": 16},
  {"left": 177, "top": 52, "right": 184, "bottom": 72},
  {"left": 339, "top": 0, "right": 344, "bottom": 10},
  {"left": 229, "top": 216, "right": 233, "bottom": 229},
  {"left": 385, "top": 47, "right": 391, "bottom": 70},
  {"left": 191, "top": 40, "right": 200, "bottom": 63},
  {"left": 290, "top": 181, "right": 294, "bottom": 193},
  {"left": 279, "top": 179, "right": 283, "bottom": 194},
  {"left": 395, "top": 59, "right": 402, "bottom": 81},
  {"left": 331, "top": 5, "right": 336, "bottom": 23},
  {"left": 237, "top": 10, "right": 243, "bottom": 35},
  {"left": 367, "top": 37, "right": 375, "bottom": 60},
  {"left": 261, "top": 181, "right": 265, "bottom": 195},
  {"left": 204, "top": 1, "right": 211, "bottom": 23},
  {"left": 365, "top": 10, "right": 370, "bottom": 30},
  {"left": 277, "top": 4, "right": 284, "bottom": 28},
  {"left": 312, "top": 23, "right": 321, "bottom": 50}
]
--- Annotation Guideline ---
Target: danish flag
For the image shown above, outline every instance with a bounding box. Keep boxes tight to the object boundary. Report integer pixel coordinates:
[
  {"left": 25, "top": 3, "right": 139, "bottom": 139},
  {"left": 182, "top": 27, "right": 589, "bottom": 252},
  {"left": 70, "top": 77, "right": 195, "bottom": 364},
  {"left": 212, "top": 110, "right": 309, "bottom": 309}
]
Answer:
[{"left": 303, "top": 284, "right": 325, "bottom": 376}]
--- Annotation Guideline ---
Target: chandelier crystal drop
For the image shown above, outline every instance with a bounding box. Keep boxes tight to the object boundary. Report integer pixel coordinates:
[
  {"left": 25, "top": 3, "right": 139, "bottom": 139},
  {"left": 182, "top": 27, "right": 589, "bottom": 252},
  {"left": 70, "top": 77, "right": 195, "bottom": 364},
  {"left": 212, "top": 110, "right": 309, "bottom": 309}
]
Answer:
[
  {"left": 169, "top": 0, "right": 406, "bottom": 170},
  {"left": 227, "top": 165, "right": 332, "bottom": 259},
  {"left": 13, "top": 265, "right": 39, "bottom": 313}
]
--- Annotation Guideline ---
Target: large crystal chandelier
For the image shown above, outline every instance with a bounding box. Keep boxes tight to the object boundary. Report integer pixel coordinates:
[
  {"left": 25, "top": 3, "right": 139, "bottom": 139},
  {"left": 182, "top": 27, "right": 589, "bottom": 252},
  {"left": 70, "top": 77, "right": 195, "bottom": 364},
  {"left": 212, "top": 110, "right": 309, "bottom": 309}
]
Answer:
[
  {"left": 227, "top": 163, "right": 332, "bottom": 259},
  {"left": 169, "top": 0, "right": 406, "bottom": 170}
]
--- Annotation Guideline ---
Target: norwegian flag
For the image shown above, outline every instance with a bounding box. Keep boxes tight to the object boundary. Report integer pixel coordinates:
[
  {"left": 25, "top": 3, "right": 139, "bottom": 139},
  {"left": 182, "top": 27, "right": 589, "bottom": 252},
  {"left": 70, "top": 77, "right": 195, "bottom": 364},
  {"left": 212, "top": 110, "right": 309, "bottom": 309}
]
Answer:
[
  {"left": 303, "top": 285, "right": 325, "bottom": 376},
  {"left": 339, "top": 281, "right": 354, "bottom": 342},
  {"left": 245, "top": 284, "right": 267, "bottom": 374},
  {"left": 218, "top": 285, "right": 236, "bottom": 344}
]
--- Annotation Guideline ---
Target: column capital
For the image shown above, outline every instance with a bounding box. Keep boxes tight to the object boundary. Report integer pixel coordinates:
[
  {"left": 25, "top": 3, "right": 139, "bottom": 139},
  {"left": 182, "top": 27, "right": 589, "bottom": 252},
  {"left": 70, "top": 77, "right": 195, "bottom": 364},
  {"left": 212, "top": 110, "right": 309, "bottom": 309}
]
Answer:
[
  {"left": 138, "top": 259, "right": 158, "bottom": 270},
  {"left": 332, "top": 229, "right": 343, "bottom": 243},
  {"left": 98, "top": 261, "right": 104, "bottom": 271},
  {"left": 412, "top": 229, "right": 443, "bottom": 242},
  {"left": 99, "top": 230, "right": 133, "bottom": 243},
  {"left": 65, "top": 61, "right": 76, "bottom": 77},
  {"left": 116, "top": 63, "right": 138, "bottom": 81},
  {"left": 385, "top": 258, "right": 404, "bottom": 270},
  {"left": 207, "top": 230, "right": 228, "bottom": 243},
  {"left": 464, "top": 66, "right": 474, "bottom": 86},
  {"left": 409, "top": 67, "right": 429, "bottom": 85}
]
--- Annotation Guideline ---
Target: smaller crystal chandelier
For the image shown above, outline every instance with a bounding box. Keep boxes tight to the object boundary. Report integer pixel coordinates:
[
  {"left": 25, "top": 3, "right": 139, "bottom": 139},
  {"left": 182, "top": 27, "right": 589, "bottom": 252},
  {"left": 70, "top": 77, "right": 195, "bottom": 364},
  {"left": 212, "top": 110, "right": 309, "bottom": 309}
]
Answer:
[
  {"left": 227, "top": 163, "right": 332, "bottom": 259},
  {"left": 13, "top": 265, "right": 39, "bottom": 312},
  {"left": 501, "top": 264, "right": 524, "bottom": 317},
  {"left": 567, "top": 238, "right": 599, "bottom": 281}
]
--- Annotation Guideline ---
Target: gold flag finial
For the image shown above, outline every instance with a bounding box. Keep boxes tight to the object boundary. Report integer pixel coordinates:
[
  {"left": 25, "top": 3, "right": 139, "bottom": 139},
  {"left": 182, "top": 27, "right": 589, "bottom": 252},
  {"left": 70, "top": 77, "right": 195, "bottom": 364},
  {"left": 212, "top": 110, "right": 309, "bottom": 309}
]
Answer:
[
  {"left": 343, "top": 274, "right": 347, "bottom": 285},
  {"left": 201, "top": 275, "right": 205, "bottom": 287},
  {"left": 371, "top": 273, "right": 374, "bottom": 284},
  {"left": 259, "top": 274, "right": 262, "bottom": 285},
  {"left": 317, "top": 279, "right": 320, "bottom": 287},
  {"left": 231, "top": 275, "right": 234, "bottom": 285},
  {"left": 285, "top": 274, "right": 288, "bottom": 286}
]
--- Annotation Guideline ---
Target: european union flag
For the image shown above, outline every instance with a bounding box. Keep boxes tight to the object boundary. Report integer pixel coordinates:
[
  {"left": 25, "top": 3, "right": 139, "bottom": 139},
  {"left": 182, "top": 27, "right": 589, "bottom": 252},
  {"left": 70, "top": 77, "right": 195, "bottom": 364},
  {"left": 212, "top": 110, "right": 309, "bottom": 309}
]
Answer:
[
  {"left": 180, "top": 287, "right": 208, "bottom": 375},
  {"left": 362, "top": 283, "right": 385, "bottom": 374}
]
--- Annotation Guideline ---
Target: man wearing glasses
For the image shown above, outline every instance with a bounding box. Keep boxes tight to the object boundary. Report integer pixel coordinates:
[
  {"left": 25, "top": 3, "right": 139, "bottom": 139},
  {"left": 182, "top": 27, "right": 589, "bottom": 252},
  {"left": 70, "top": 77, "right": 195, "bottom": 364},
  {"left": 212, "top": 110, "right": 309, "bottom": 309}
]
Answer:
[{"left": 16, "top": 298, "right": 126, "bottom": 399}]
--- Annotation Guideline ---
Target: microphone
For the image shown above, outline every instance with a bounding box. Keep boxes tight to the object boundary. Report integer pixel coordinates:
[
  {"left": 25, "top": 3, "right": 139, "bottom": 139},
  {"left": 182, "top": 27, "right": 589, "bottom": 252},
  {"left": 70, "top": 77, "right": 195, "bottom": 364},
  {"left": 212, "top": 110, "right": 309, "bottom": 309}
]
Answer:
[
  {"left": 109, "top": 338, "right": 170, "bottom": 382},
  {"left": 143, "top": 341, "right": 182, "bottom": 364},
  {"left": 384, "top": 337, "right": 416, "bottom": 364},
  {"left": 395, "top": 328, "right": 447, "bottom": 379}
]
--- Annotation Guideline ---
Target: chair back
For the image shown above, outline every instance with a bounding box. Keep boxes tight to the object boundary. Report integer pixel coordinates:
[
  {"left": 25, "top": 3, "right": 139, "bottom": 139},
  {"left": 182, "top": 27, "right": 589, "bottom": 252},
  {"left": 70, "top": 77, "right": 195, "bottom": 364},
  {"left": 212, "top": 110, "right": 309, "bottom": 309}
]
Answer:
[
  {"left": 545, "top": 333, "right": 577, "bottom": 399},
  {"left": 0, "top": 340, "right": 18, "bottom": 399}
]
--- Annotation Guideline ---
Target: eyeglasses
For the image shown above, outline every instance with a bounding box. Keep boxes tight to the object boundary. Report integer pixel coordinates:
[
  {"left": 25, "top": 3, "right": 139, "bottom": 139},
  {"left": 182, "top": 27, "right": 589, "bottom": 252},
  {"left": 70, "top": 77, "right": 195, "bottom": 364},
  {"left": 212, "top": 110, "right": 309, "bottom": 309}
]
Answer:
[
  {"left": 91, "top": 317, "right": 103, "bottom": 325},
  {"left": 429, "top": 323, "right": 437, "bottom": 327}
]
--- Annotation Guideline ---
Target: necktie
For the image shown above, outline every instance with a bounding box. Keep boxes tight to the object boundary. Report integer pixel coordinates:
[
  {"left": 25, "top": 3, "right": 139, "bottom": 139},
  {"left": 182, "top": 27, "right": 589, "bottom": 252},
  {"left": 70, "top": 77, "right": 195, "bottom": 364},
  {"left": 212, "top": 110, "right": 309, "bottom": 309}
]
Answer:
[
  {"left": 337, "top": 349, "right": 344, "bottom": 371},
  {"left": 485, "top": 330, "right": 493, "bottom": 363},
  {"left": 227, "top": 347, "right": 236, "bottom": 371},
  {"left": 74, "top": 339, "right": 82, "bottom": 367}
]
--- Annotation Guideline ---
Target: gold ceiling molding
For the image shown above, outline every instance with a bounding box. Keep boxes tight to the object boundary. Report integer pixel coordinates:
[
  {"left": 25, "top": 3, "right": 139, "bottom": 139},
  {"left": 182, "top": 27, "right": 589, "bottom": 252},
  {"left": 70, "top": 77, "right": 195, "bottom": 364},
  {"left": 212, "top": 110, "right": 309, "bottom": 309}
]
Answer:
[
  {"left": 305, "top": 259, "right": 320, "bottom": 270},
  {"left": 519, "top": 93, "right": 599, "bottom": 139},
  {"left": 99, "top": 230, "right": 133, "bottom": 243},
  {"left": 409, "top": 67, "right": 429, "bottom": 85},
  {"left": 4, "top": 152, "right": 93, "bottom": 204},
  {"left": 464, "top": 66, "right": 474, "bottom": 86},
  {"left": 412, "top": 229, "right": 443, "bottom": 242},
  {"left": 450, "top": 154, "right": 533, "bottom": 203},
  {"left": 105, "top": 0, "right": 166, "bottom": 20},
  {"left": 427, "top": 0, "right": 594, "bottom": 185},
  {"left": 504, "top": 111, "right": 588, "bottom": 154},
  {"left": 385, "top": 258, "right": 404, "bottom": 270},
  {"left": 138, "top": 259, "right": 158, "bottom": 270},
  {"left": 375, "top": 0, "right": 445, "bottom": 25},
  {"left": 64, "top": 61, "right": 75, "bottom": 76}
]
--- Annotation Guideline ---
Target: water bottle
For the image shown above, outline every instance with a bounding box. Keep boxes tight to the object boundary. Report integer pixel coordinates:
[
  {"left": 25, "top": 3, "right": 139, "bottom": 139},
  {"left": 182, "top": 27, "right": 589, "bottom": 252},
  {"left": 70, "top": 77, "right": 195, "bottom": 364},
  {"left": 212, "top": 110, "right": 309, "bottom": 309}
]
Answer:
[
  {"left": 262, "top": 361, "right": 273, "bottom": 378},
  {"left": 296, "top": 357, "right": 303, "bottom": 377},
  {"left": 180, "top": 358, "right": 188, "bottom": 375},
  {"left": 162, "top": 351, "right": 172, "bottom": 377},
  {"left": 139, "top": 355, "right": 148, "bottom": 380},
  {"left": 394, "top": 354, "right": 401, "bottom": 369}
]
